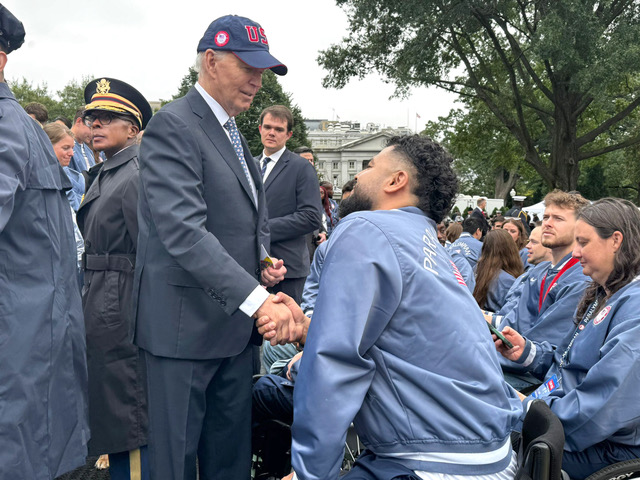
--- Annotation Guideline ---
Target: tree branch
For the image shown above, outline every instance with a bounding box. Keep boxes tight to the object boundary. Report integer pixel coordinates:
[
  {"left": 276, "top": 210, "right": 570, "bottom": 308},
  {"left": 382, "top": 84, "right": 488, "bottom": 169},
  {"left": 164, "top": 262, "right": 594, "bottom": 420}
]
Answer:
[
  {"left": 573, "top": 95, "right": 594, "bottom": 120},
  {"left": 576, "top": 94, "right": 640, "bottom": 147},
  {"left": 579, "top": 133, "right": 640, "bottom": 160},
  {"left": 470, "top": 9, "right": 538, "bottom": 154},
  {"left": 492, "top": 15, "right": 554, "bottom": 101}
]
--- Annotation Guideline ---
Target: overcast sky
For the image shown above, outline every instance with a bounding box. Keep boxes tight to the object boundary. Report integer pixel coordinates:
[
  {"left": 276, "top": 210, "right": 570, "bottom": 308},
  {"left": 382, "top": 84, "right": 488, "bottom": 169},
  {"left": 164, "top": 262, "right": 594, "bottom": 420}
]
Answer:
[{"left": 4, "top": 0, "right": 458, "bottom": 129}]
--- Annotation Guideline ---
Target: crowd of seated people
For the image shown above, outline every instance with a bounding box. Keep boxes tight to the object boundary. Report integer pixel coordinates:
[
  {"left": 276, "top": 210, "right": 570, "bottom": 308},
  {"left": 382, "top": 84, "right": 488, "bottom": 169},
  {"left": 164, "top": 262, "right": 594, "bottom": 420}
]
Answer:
[
  {"left": 4, "top": 11, "right": 639, "bottom": 475},
  {"left": 253, "top": 185, "right": 640, "bottom": 480}
]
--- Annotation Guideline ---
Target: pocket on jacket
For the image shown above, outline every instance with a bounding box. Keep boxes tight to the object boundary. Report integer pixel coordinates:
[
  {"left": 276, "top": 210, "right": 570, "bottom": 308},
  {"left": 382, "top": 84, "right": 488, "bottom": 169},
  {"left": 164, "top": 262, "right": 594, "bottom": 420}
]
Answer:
[
  {"left": 103, "top": 270, "right": 121, "bottom": 327},
  {"left": 166, "top": 266, "right": 201, "bottom": 289}
]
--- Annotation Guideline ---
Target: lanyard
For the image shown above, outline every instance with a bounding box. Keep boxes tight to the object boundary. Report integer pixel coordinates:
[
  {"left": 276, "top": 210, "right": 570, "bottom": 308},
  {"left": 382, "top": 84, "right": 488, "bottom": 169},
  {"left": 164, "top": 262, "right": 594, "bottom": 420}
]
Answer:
[
  {"left": 558, "top": 299, "right": 600, "bottom": 373},
  {"left": 538, "top": 257, "right": 580, "bottom": 312},
  {"left": 80, "top": 144, "right": 91, "bottom": 170}
]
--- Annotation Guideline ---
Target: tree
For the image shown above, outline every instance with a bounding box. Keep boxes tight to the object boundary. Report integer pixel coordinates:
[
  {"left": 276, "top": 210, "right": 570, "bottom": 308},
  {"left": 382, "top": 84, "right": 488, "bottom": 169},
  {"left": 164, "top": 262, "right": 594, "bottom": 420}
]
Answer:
[
  {"left": 9, "top": 76, "right": 90, "bottom": 121},
  {"left": 422, "top": 99, "right": 539, "bottom": 201},
  {"left": 9, "top": 78, "right": 58, "bottom": 114},
  {"left": 319, "top": 0, "right": 640, "bottom": 191},
  {"left": 55, "top": 77, "right": 90, "bottom": 120},
  {"left": 168, "top": 69, "right": 309, "bottom": 156}
]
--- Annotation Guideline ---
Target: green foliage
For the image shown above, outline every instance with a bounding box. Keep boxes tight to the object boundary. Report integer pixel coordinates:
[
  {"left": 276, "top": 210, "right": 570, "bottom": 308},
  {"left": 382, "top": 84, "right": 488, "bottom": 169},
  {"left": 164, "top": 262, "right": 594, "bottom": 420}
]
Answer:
[
  {"left": 8, "top": 76, "right": 91, "bottom": 121},
  {"left": 167, "top": 69, "right": 309, "bottom": 156},
  {"left": 164, "top": 67, "right": 198, "bottom": 105},
  {"left": 423, "top": 99, "right": 540, "bottom": 200},
  {"left": 320, "top": 0, "right": 640, "bottom": 193}
]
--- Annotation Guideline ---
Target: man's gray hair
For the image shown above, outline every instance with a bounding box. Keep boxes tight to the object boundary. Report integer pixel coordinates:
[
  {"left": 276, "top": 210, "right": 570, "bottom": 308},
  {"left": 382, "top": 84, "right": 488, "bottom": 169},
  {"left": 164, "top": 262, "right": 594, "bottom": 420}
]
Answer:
[{"left": 194, "top": 50, "right": 228, "bottom": 80}]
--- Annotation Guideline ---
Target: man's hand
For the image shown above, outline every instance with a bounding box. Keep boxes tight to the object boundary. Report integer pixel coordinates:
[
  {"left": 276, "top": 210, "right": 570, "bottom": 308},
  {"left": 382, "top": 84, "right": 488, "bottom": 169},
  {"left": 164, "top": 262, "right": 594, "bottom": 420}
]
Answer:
[
  {"left": 255, "top": 293, "right": 310, "bottom": 345},
  {"left": 494, "top": 326, "right": 525, "bottom": 361},
  {"left": 286, "top": 351, "right": 303, "bottom": 381},
  {"left": 282, "top": 473, "right": 294, "bottom": 480},
  {"left": 261, "top": 258, "right": 287, "bottom": 287},
  {"left": 315, "top": 232, "right": 327, "bottom": 245},
  {"left": 253, "top": 294, "right": 294, "bottom": 345}
]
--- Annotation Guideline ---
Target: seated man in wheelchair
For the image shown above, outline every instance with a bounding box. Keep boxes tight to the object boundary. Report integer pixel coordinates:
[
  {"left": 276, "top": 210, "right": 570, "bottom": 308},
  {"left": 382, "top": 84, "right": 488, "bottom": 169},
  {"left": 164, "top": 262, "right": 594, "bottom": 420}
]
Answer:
[
  {"left": 253, "top": 180, "right": 354, "bottom": 429},
  {"left": 495, "top": 198, "right": 640, "bottom": 479},
  {"left": 257, "top": 136, "right": 523, "bottom": 480}
]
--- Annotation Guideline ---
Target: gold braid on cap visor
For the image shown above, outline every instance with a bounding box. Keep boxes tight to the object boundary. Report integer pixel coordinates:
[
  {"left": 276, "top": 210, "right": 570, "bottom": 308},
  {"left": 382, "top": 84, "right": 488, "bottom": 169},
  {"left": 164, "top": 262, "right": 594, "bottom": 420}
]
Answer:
[{"left": 85, "top": 92, "right": 143, "bottom": 128}]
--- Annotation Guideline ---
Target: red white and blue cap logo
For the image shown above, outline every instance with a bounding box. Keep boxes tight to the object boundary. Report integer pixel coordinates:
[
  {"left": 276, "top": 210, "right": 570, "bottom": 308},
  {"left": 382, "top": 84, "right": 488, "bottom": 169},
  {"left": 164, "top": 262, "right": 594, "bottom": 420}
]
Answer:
[
  {"left": 214, "top": 31, "right": 229, "bottom": 47},
  {"left": 593, "top": 306, "right": 612, "bottom": 326}
]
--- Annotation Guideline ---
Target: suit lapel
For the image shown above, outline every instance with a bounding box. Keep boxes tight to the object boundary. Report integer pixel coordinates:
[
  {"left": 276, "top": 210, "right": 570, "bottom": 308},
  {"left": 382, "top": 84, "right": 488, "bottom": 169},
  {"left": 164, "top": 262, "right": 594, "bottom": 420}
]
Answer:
[
  {"left": 186, "top": 89, "right": 258, "bottom": 210},
  {"left": 264, "top": 149, "right": 289, "bottom": 190}
]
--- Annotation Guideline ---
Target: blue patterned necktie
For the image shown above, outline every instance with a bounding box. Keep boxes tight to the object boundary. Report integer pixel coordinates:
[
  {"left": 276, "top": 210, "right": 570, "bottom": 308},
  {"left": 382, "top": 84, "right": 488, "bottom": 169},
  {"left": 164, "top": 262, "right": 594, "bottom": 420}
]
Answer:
[
  {"left": 223, "top": 117, "right": 258, "bottom": 204},
  {"left": 260, "top": 157, "right": 271, "bottom": 178}
]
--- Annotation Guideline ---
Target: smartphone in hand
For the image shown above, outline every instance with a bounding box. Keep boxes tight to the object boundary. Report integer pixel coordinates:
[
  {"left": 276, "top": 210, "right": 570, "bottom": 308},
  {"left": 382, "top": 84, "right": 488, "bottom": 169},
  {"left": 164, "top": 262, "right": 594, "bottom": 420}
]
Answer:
[{"left": 488, "top": 322, "right": 514, "bottom": 349}]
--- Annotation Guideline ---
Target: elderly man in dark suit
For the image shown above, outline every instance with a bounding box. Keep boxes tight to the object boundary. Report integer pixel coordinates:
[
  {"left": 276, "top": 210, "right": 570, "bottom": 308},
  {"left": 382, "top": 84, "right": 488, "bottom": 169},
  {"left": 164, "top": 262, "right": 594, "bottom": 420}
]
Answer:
[
  {"left": 257, "top": 105, "right": 323, "bottom": 304},
  {"left": 132, "top": 15, "right": 295, "bottom": 480}
]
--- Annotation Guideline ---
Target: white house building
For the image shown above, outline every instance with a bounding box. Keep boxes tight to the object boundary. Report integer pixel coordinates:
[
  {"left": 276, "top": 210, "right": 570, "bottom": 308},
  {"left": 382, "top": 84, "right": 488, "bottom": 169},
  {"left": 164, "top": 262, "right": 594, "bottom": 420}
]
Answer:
[{"left": 306, "top": 120, "right": 411, "bottom": 196}]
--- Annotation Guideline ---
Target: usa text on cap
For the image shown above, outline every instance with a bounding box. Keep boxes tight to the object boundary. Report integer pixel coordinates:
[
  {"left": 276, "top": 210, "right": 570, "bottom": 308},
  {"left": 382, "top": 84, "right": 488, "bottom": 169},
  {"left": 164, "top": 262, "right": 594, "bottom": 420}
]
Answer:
[{"left": 197, "top": 15, "right": 287, "bottom": 76}]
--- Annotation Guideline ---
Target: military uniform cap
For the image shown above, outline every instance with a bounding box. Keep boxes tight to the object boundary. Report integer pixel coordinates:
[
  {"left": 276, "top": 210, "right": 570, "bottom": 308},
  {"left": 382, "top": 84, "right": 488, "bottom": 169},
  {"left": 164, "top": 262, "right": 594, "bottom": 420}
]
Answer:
[
  {"left": 197, "top": 15, "right": 287, "bottom": 75},
  {"left": 0, "top": 4, "right": 25, "bottom": 53},
  {"left": 84, "top": 77, "right": 152, "bottom": 130}
]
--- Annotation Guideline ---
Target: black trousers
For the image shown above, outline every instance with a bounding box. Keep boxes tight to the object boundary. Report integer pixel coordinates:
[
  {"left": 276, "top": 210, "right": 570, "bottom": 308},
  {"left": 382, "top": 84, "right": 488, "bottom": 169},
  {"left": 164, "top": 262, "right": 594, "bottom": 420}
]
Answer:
[{"left": 144, "top": 345, "right": 253, "bottom": 480}]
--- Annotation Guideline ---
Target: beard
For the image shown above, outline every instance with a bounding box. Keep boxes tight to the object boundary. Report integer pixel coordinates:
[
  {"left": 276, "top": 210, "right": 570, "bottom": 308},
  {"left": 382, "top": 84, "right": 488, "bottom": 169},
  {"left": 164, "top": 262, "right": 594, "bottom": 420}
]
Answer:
[
  {"left": 541, "top": 232, "right": 573, "bottom": 250},
  {"left": 339, "top": 188, "right": 374, "bottom": 218}
]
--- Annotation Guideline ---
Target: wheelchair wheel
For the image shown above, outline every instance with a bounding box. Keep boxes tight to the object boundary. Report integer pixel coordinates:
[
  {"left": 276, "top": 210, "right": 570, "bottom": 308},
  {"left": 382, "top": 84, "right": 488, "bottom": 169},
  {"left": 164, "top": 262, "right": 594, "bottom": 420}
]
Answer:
[{"left": 584, "top": 459, "right": 640, "bottom": 480}]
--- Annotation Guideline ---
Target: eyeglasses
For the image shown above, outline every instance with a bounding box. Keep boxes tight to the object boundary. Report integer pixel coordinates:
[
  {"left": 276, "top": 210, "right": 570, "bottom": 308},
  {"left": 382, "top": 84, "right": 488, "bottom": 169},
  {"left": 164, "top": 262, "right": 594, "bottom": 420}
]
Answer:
[{"left": 83, "top": 111, "right": 135, "bottom": 127}]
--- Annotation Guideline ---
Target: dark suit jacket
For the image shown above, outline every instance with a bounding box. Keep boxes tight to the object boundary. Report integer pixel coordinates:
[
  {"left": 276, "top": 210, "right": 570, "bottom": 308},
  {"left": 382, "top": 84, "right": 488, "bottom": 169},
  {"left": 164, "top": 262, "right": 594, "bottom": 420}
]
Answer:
[
  {"left": 258, "top": 149, "right": 322, "bottom": 278},
  {"left": 470, "top": 207, "right": 490, "bottom": 237},
  {"left": 132, "top": 87, "right": 269, "bottom": 360}
]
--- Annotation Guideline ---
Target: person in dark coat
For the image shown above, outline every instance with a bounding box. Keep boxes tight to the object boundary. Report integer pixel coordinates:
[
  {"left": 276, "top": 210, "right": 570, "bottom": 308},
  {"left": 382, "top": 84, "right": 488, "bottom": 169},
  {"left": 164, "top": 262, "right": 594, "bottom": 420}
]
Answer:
[
  {"left": 0, "top": 6, "right": 89, "bottom": 478},
  {"left": 505, "top": 195, "right": 531, "bottom": 234},
  {"left": 76, "top": 77, "right": 152, "bottom": 480},
  {"left": 470, "top": 196, "right": 491, "bottom": 238}
]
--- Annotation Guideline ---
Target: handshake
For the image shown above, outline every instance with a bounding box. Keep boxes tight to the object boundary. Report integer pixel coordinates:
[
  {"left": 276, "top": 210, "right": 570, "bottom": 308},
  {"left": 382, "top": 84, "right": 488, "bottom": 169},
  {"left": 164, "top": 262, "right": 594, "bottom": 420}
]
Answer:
[{"left": 253, "top": 293, "right": 310, "bottom": 346}]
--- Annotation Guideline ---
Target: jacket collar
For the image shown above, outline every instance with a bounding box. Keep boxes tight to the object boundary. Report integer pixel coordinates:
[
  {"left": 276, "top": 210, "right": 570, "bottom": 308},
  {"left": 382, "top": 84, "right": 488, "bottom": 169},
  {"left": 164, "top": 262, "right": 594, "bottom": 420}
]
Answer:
[
  {"left": 263, "top": 148, "right": 289, "bottom": 189},
  {"left": 0, "top": 82, "right": 16, "bottom": 100},
  {"left": 102, "top": 144, "right": 138, "bottom": 171}
]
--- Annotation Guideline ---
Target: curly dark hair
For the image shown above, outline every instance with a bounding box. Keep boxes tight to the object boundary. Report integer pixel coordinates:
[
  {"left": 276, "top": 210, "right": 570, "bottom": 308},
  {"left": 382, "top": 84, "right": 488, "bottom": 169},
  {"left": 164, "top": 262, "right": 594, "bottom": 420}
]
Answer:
[
  {"left": 575, "top": 198, "right": 640, "bottom": 322},
  {"left": 385, "top": 135, "right": 458, "bottom": 223}
]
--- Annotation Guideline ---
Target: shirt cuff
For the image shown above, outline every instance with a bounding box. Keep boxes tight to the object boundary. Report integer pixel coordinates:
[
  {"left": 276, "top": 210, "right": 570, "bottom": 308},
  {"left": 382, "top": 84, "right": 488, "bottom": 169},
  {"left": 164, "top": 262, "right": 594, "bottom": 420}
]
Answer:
[
  {"left": 239, "top": 285, "right": 270, "bottom": 317},
  {"left": 517, "top": 339, "right": 536, "bottom": 367}
]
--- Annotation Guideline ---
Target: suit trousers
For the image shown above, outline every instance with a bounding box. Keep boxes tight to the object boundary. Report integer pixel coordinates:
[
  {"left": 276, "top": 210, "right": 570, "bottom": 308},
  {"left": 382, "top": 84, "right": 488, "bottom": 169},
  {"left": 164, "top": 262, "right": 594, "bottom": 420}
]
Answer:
[
  {"left": 144, "top": 345, "right": 253, "bottom": 480},
  {"left": 269, "top": 276, "right": 306, "bottom": 305}
]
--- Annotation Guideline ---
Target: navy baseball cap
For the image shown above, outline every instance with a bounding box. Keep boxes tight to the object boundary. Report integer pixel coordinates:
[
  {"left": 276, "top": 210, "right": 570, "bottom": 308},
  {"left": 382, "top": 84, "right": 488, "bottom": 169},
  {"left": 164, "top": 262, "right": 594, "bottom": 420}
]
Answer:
[
  {"left": 0, "top": 4, "right": 25, "bottom": 54},
  {"left": 197, "top": 15, "right": 287, "bottom": 76}
]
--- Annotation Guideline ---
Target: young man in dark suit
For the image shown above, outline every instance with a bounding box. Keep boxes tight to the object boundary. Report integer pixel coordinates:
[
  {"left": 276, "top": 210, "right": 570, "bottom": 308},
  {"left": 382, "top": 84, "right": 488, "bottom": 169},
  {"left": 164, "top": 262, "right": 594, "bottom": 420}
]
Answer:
[
  {"left": 133, "top": 15, "right": 296, "bottom": 480},
  {"left": 257, "top": 105, "right": 323, "bottom": 304}
]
